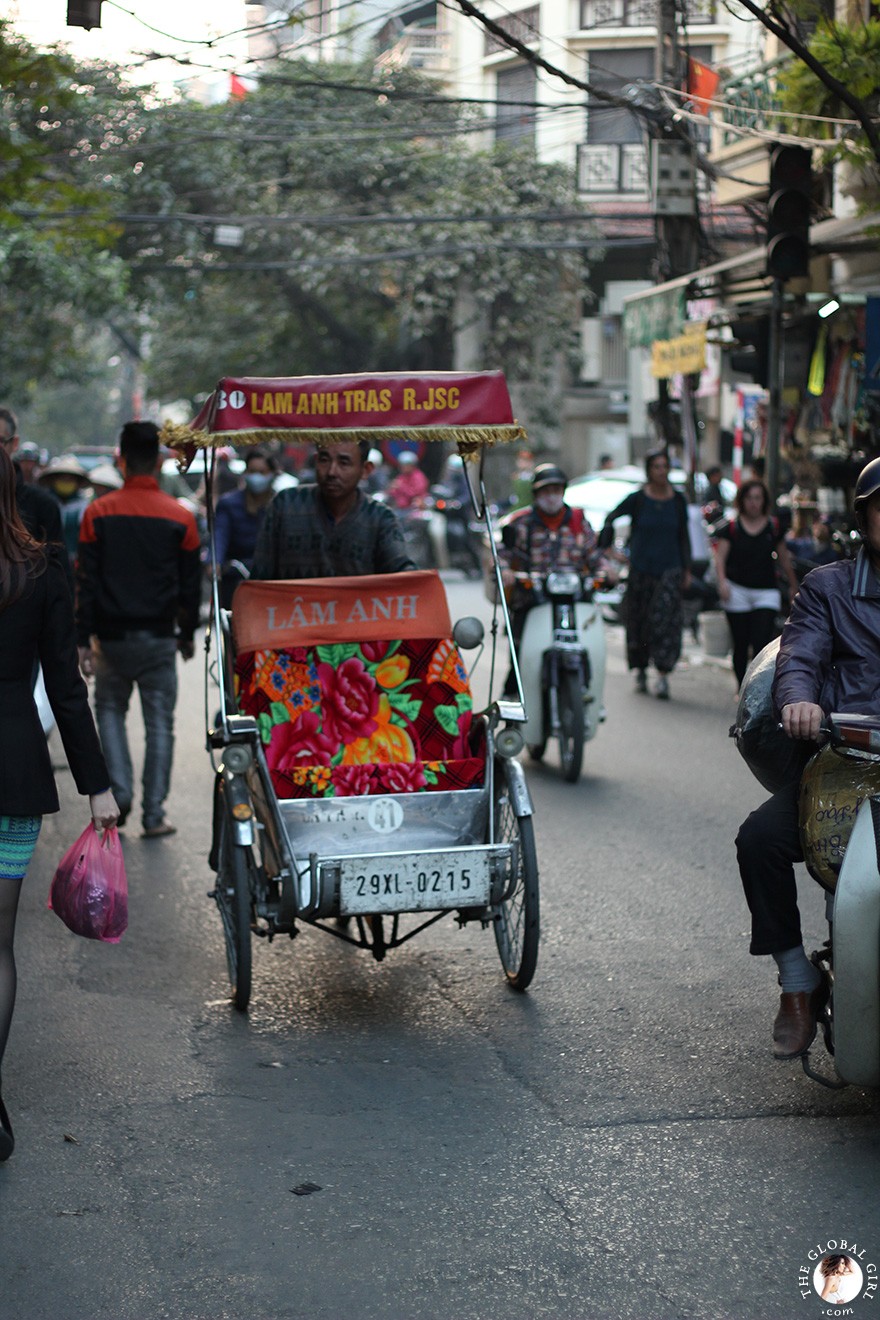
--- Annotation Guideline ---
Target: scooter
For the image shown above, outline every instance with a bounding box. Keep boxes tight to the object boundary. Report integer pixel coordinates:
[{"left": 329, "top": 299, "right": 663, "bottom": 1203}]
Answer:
[
  {"left": 512, "top": 570, "right": 606, "bottom": 784},
  {"left": 429, "top": 483, "right": 483, "bottom": 578},
  {"left": 397, "top": 503, "right": 436, "bottom": 569},
  {"left": 798, "top": 713, "right": 880, "bottom": 1089}
]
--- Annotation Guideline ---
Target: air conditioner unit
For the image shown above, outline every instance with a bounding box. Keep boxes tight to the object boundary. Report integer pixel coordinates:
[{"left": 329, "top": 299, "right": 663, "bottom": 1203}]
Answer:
[{"left": 581, "top": 318, "right": 602, "bottom": 382}]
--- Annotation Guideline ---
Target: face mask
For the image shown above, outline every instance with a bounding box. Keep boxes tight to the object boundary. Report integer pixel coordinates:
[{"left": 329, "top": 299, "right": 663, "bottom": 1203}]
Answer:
[
  {"left": 244, "top": 472, "right": 273, "bottom": 494},
  {"left": 51, "top": 477, "right": 79, "bottom": 499},
  {"left": 535, "top": 491, "right": 565, "bottom": 515}
]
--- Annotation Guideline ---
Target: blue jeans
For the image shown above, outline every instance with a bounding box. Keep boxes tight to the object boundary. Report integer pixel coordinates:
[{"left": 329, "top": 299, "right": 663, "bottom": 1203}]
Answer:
[{"left": 94, "top": 635, "right": 178, "bottom": 831}]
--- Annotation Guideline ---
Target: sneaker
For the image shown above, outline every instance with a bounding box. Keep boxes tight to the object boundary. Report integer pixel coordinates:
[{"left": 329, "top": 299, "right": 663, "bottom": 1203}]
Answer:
[
  {"left": 634, "top": 670, "right": 648, "bottom": 694},
  {"left": 142, "top": 819, "right": 177, "bottom": 838},
  {"left": 655, "top": 675, "right": 670, "bottom": 700}
]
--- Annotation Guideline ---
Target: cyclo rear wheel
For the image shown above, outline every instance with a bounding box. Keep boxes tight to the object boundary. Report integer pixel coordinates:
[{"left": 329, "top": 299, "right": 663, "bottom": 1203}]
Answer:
[
  {"left": 558, "top": 670, "right": 585, "bottom": 784},
  {"left": 214, "top": 806, "right": 253, "bottom": 1012},
  {"left": 492, "top": 761, "right": 539, "bottom": 991}
]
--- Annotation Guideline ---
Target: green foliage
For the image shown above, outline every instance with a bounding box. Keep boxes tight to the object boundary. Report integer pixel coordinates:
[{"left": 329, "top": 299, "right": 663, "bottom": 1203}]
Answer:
[
  {"left": 0, "top": 21, "right": 147, "bottom": 403},
  {"left": 777, "top": 13, "right": 880, "bottom": 182},
  {"left": 3, "top": 33, "right": 595, "bottom": 421},
  {"left": 118, "top": 60, "right": 595, "bottom": 405}
]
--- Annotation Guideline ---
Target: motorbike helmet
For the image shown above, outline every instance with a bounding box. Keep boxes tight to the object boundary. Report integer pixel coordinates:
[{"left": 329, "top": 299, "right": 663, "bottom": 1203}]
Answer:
[
  {"left": 853, "top": 457, "right": 880, "bottom": 531},
  {"left": 367, "top": 448, "right": 384, "bottom": 468},
  {"left": 532, "top": 463, "right": 567, "bottom": 492}
]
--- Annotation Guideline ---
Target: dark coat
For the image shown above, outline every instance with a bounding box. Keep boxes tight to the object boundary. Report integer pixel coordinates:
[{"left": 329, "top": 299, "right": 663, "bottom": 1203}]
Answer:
[
  {"left": 0, "top": 549, "right": 109, "bottom": 816},
  {"left": 773, "top": 549, "right": 880, "bottom": 718},
  {"left": 14, "top": 465, "right": 63, "bottom": 546}
]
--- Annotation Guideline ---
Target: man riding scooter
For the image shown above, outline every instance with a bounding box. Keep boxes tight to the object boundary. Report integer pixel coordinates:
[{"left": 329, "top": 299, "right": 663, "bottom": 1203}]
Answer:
[
  {"left": 498, "top": 463, "right": 603, "bottom": 695},
  {"left": 736, "top": 458, "right": 880, "bottom": 1060}
]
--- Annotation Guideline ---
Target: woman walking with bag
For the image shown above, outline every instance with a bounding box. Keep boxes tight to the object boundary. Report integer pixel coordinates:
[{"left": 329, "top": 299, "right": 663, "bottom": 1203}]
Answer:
[
  {"left": 0, "top": 445, "right": 118, "bottom": 1162},
  {"left": 713, "top": 478, "right": 799, "bottom": 689},
  {"left": 598, "top": 449, "right": 691, "bottom": 699}
]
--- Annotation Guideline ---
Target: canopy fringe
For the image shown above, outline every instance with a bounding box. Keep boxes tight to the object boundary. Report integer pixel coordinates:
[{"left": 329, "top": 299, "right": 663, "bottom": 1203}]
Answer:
[{"left": 161, "top": 419, "right": 525, "bottom": 459}]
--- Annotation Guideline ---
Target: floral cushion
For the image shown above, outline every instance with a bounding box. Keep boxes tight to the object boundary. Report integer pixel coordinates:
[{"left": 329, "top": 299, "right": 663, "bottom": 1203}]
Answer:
[{"left": 235, "top": 637, "right": 484, "bottom": 799}]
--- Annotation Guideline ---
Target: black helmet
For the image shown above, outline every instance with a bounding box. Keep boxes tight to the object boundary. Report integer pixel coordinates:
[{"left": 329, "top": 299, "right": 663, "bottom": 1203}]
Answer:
[
  {"left": 854, "top": 457, "right": 880, "bottom": 512},
  {"left": 532, "top": 462, "right": 567, "bottom": 492}
]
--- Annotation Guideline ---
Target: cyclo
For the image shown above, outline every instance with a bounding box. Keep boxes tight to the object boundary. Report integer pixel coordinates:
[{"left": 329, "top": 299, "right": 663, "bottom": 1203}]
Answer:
[{"left": 165, "top": 371, "right": 540, "bottom": 1010}]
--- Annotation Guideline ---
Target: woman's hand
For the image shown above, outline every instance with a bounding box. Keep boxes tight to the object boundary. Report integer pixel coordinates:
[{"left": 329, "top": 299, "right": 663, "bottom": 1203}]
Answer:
[
  {"left": 718, "top": 580, "right": 730, "bottom": 603},
  {"left": 89, "top": 789, "right": 120, "bottom": 830}
]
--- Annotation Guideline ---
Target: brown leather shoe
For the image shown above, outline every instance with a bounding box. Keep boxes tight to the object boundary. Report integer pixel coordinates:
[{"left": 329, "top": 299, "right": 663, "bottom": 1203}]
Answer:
[{"left": 772, "top": 978, "right": 829, "bottom": 1059}]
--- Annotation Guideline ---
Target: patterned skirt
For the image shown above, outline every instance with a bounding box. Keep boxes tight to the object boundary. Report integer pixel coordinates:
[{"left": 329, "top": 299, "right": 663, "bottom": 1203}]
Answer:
[
  {"left": 624, "top": 568, "right": 684, "bottom": 675},
  {"left": 0, "top": 816, "right": 43, "bottom": 880}
]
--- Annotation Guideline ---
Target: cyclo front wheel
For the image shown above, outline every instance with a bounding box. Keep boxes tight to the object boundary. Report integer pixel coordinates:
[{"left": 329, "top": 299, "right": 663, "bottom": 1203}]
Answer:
[
  {"left": 214, "top": 806, "right": 253, "bottom": 1012},
  {"left": 558, "top": 670, "right": 585, "bottom": 784},
  {"left": 492, "top": 761, "right": 539, "bottom": 991}
]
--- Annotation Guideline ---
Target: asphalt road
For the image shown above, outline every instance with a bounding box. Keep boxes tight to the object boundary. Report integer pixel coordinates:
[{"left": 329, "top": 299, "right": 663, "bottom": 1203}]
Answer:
[{"left": 3, "top": 580, "right": 879, "bottom": 1320}]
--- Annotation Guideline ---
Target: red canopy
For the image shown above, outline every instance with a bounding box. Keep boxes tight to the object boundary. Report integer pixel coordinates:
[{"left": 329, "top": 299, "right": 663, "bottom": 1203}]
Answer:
[{"left": 161, "top": 371, "right": 525, "bottom": 457}]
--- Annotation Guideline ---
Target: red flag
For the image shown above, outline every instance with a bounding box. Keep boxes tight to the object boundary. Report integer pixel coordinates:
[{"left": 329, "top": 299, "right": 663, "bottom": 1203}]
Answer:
[
  {"left": 230, "top": 74, "right": 248, "bottom": 100},
  {"left": 687, "top": 58, "right": 719, "bottom": 115}
]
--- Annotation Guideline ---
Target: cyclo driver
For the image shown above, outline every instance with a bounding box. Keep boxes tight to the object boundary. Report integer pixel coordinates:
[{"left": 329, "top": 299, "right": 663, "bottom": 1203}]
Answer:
[
  {"left": 736, "top": 458, "right": 880, "bottom": 1060},
  {"left": 498, "top": 463, "right": 602, "bottom": 695}
]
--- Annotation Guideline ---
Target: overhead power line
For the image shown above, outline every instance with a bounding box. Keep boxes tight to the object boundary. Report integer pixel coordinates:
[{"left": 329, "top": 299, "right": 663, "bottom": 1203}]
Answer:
[{"left": 16, "top": 208, "right": 599, "bottom": 228}]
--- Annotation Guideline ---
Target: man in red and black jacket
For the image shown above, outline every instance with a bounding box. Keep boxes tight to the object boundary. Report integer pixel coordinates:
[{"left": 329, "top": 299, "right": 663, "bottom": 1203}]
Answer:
[{"left": 76, "top": 422, "right": 201, "bottom": 838}]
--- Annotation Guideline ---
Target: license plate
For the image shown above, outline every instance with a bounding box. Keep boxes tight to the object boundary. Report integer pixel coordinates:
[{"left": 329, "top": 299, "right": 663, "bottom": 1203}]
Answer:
[{"left": 336, "top": 849, "right": 491, "bottom": 915}]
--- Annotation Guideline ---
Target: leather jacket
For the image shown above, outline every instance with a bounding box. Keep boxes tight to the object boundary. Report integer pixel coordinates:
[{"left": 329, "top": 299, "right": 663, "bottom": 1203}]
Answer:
[{"left": 773, "top": 548, "right": 880, "bottom": 717}]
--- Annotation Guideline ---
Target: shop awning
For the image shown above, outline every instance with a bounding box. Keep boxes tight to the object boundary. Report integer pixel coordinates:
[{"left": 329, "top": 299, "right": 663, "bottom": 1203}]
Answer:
[{"left": 623, "top": 211, "right": 880, "bottom": 348}]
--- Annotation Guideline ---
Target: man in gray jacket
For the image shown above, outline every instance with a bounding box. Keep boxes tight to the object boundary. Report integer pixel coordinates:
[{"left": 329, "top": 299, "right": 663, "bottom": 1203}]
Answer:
[
  {"left": 251, "top": 439, "right": 416, "bottom": 580},
  {"left": 736, "top": 458, "right": 880, "bottom": 1060}
]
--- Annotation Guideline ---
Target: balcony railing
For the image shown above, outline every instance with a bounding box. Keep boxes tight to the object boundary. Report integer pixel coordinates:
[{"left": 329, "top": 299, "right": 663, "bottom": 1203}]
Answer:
[
  {"left": 579, "top": 0, "right": 714, "bottom": 26},
  {"left": 485, "top": 5, "right": 540, "bottom": 55},
  {"left": 717, "top": 55, "right": 790, "bottom": 148},
  {"left": 577, "top": 142, "right": 648, "bottom": 195},
  {"left": 375, "top": 27, "right": 450, "bottom": 75}
]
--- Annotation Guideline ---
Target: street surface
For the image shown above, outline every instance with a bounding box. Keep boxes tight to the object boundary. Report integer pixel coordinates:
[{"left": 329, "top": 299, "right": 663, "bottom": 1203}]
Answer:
[{"left": 3, "top": 579, "right": 880, "bottom": 1320}]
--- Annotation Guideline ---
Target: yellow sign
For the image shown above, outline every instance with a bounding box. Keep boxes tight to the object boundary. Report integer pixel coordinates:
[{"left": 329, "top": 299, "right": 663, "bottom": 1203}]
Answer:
[{"left": 651, "top": 322, "right": 707, "bottom": 379}]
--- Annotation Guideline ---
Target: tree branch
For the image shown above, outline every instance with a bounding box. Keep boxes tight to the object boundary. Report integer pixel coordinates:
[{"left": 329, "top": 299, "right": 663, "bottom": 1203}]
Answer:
[{"left": 736, "top": 0, "right": 880, "bottom": 163}]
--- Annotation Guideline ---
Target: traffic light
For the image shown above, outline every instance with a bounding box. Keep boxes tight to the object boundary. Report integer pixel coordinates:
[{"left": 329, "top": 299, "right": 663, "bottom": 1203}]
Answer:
[
  {"left": 766, "top": 145, "right": 812, "bottom": 280},
  {"left": 67, "top": 2, "right": 102, "bottom": 29},
  {"left": 728, "top": 318, "right": 769, "bottom": 388}
]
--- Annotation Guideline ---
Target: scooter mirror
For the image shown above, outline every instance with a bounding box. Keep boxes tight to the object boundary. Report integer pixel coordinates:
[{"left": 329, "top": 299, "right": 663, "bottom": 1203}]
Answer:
[{"left": 453, "top": 616, "right": 485, "bottom": 650}]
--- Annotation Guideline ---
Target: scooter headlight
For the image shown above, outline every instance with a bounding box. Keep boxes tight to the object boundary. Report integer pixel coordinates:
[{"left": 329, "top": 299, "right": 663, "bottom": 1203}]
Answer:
[{"left": 545, "top": 570, "right": 581, "bottom": 597}]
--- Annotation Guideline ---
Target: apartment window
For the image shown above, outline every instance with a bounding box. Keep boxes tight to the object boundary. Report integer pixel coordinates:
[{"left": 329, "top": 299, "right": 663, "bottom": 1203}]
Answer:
[
  {"left": 586, "top": 48, "right": 653, "bottom": 144},
  {"left": 495, "top": 63, "right": 537, "bottom": 145},
  {"left": 580, "top": 0, "right": 714, "bottom": 23},
  {"left": 485, "top": 5, "right": 540, "bottom": 56},
  {"left": 576, "top": 49, "right": 652, "bottom": 193}
]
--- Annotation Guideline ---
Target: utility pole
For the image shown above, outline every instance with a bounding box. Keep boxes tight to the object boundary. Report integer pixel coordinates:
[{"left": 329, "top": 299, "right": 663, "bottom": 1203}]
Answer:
[
  {"left": 653, "top": 0, "right": 699, "bottom": 284},
  {"left": 652, "top": 0, "right": 700, "bottom": 491}
]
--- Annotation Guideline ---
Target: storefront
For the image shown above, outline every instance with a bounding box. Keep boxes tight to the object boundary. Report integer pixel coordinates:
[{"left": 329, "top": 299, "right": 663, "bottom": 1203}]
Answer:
[{"left": 622, "top": 213, "right": 880, "bottom": 524}]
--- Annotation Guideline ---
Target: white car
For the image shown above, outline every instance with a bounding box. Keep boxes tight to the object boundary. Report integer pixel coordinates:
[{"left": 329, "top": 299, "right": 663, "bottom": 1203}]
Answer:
[{"left": 564, "top": 465, "right": 736, "bottom": 555}]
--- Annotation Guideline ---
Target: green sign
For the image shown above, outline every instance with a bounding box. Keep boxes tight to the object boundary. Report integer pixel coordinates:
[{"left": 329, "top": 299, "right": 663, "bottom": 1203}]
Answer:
[{"left": 623, "top": 287, "right": 687, "bottom": 349}]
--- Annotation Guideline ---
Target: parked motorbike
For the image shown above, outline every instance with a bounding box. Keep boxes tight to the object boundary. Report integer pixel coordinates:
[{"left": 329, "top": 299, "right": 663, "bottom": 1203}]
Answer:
[
  {"left": 397, "top": 504, "right": 436, "bottom": 569},
  {"left": 429, "top": 483, "right": 483, "bottom": 578},
  {"left": 734, "top": 659, "right": 880, "bottom": 1089},
  {"left": 799, "top": 713, "right": 880, "bottom": 1088},
  {"left": 511, "top": 570, "right": 606, "bottom": 784}
]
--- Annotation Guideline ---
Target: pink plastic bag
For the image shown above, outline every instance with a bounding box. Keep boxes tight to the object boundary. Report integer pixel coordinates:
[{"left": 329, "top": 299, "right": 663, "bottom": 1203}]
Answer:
[{"left": 48, "top": 823, "right": 128, "bottom": 943}]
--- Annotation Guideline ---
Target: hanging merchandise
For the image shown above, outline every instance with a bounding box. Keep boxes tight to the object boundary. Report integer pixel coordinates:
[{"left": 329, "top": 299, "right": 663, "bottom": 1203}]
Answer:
[{"left": 807, "top": 324, "right": 828, "bottom": 397}]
